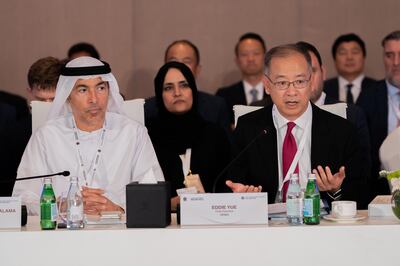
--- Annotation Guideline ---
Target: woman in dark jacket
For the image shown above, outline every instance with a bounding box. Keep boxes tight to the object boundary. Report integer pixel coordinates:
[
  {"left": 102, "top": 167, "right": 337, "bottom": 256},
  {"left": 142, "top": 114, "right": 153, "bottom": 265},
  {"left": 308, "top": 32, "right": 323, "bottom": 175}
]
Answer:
[{"left": 147, "top": 62, "right": 231, "bottom": 209}]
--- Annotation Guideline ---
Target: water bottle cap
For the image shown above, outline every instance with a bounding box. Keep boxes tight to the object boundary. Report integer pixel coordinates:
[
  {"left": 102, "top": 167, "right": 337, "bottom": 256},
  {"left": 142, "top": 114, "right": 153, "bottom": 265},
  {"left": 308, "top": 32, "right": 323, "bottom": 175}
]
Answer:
[
  {"left": 308, "top": 173, "right": 316, "bottom": 180},
  {"left": 70, "top": 176, "right": 79, "bottom": 183}
]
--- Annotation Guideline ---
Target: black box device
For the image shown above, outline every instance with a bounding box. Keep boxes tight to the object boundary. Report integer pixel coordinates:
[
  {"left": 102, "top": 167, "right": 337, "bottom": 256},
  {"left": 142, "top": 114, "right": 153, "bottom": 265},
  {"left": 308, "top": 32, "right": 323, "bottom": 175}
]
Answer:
[{"left": 126, "top": 181, "right": 171, "bottom": 228}]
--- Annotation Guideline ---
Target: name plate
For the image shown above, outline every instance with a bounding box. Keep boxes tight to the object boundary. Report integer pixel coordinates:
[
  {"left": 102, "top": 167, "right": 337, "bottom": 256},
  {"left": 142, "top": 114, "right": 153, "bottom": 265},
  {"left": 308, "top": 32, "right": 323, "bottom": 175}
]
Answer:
[
  {"left": 180, "top": 193, "right": 268, "bottom": 225},
  {"left": 0, "top": 197, "right": 21, "bottom": 228}
]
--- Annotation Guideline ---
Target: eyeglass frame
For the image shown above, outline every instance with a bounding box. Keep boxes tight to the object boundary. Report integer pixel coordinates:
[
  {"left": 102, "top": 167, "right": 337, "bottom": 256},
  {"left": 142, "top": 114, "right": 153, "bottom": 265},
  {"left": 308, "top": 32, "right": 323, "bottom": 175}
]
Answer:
[{"left": 264, "top": 74, "right": 312, "bottom": 91}]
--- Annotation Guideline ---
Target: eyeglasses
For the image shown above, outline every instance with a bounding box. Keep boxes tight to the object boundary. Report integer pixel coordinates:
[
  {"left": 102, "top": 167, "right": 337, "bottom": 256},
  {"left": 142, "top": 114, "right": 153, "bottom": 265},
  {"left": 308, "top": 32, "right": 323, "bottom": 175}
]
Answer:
[{"left": 265, "top": 74, "right": 311, "bottom": 90}]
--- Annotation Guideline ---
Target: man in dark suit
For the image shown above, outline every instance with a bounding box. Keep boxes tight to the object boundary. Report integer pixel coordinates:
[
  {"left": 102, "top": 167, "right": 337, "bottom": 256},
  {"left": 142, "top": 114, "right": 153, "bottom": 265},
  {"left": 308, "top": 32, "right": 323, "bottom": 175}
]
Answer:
[
  {"left": 145, "top": 40, "right": 230, "bottom": 133},
  {"left": 216, "top": 33, "right": 272, "bottom": 124},
  {"left": 324, "top": 33, "right": 376, "bottom": 115},
  {"left": 226, "top": 44, "right": 367, "bottom": 208},
  {"left": 0, "top": 57, "right": 62, "bottom": 196},
  {"left": 367, "top": 30, "right": 400, "bottom": 197}
]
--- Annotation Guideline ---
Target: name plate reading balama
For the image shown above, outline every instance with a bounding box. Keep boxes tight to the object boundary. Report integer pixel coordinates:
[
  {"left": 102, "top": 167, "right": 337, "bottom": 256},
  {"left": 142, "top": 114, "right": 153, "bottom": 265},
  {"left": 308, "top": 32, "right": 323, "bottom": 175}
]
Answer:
[
  {"left": 180, "top": 193, "right": 268, "bottom": 225},
  {"left": 0, "top": 197, "right": 21, "bottom": 228}
]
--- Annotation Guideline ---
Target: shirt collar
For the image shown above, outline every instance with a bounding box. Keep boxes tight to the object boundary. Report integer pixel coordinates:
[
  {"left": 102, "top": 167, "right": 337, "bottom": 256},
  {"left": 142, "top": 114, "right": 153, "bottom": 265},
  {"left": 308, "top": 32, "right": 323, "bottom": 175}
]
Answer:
[
  {"left": 243, "top": 80, "right": 263, "bottom": 93},
  {"left": 386, "top": 79, "right": 400, "bottom": 97},
  {"left": 338, "top": 74, "right": 364, "bottom": 89},
  {"left": 314, "top": 92, "right": 326, "bottom": 106},
  {"left": 272, "top": 101, "right": 312, "bottom": 130}
]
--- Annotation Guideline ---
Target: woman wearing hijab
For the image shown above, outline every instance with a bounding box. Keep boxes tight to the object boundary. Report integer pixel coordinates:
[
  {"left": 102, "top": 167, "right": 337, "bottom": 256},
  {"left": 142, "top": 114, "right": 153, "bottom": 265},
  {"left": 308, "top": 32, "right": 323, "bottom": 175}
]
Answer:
[{"left": 147, "top": 62, "right": 231, "bottom": 209}]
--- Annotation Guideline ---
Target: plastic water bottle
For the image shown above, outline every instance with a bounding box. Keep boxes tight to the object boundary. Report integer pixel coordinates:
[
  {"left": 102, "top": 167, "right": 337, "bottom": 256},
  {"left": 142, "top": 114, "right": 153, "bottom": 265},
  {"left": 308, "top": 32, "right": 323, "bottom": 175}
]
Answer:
[
  {"left": 66, "top": 176, "right": 84, "bottom": 229},
  {"left": 303, "top": 173, "right": 320, "bottom": 225},
  {"left": 40, "top": 177, "right": 57, "bottom": 230},
  {"left": 286, "top": 173, "right": 303, "bottom": 225}
]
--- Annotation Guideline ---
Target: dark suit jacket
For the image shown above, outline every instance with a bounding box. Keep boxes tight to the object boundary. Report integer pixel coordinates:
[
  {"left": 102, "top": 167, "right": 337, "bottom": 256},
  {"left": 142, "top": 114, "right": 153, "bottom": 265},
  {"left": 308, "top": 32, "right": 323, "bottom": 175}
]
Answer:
[
  {"left": 365, "top": 80, "right": 391, "bottom": 196},
  {"left": 0, "top": 91, "right": 29, "bottom": 121},
  {"left": 0, "top": 105, "right": 31, "bottom": 196},
  {"left": 324, "top": 95, "right": 372, "bottom": 201},
  {"left": 324, "top": 76, "right": 376, "bottom": 115},
  {"left": 216, "top": 81, "right": 272, "bottom": 123},
  {"left": 145, "top": 91, "right": 231, "bottom": 134},
  {"left": 229, "top": 103, "right": 367, "bottom": 208}
]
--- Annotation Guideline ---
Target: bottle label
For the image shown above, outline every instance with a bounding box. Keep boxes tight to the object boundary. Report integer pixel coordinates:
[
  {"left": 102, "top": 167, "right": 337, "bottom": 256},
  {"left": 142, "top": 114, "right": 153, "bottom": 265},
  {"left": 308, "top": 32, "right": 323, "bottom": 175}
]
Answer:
[
  {"left": 286, "top": 198, "right": 303, "bottom": 216},
  {"left": 51, "top": 203, "right": 58, "bottom": 221},
  {"left": 68, "top": 205, "right": 83, "bottom": 222},
  {"left": 303, "top": 198, "right": 314, "bottom": 217}
]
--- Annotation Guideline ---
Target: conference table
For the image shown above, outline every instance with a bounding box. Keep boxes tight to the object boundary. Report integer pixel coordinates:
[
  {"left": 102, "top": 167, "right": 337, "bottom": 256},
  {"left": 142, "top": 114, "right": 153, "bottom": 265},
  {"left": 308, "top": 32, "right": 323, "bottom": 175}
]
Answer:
[{"left": 1, "top": 211, "right": 399, "bottom": 266}]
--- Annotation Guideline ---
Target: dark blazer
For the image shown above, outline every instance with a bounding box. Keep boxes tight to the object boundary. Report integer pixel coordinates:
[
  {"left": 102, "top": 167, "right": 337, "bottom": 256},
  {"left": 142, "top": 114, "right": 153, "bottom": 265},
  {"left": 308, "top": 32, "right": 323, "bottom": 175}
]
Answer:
[
  {"left": 0, "top": 105, "right": 31, "bottom": 196},
  {"left": 324, "top": 76, "right": 376, "bottom": 114},
  {"left": 216, "top": 81, "right": 272, "bottom": 123},
  {"left": 145, "top": 91, "right": 231, "bottom": 134},
  {"left": 229, "top": 103, "right": 367, "bottom": 208},
  {"left": 324, "top": 95, "right": 372, "bottom": 201},
  {"left": 0, "top": 91, "right": 29, "bottom": 121},
  {"left": 366, "top": 80, "right": 390, "bottom": 196}
]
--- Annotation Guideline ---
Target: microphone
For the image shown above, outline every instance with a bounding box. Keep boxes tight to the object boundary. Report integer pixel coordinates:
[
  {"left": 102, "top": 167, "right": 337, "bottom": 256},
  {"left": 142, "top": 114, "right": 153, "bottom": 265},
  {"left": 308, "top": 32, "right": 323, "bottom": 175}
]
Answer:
[
  {"left": 0, "top": 171, "right": 69, "bottom": 227},
  {"left": 0, "top": 171, "right": 70, "bottom": 183},
  {"left": 212, "top": 129, "right": 268, "bottom": 193}
]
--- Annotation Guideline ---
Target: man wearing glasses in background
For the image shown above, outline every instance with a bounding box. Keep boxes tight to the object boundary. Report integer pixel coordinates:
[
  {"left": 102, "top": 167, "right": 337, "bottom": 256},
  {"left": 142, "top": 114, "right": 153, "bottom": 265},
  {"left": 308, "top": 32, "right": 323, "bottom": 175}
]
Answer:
[{"left": 226, "top": 44, "right": 366, "bottom": 208}]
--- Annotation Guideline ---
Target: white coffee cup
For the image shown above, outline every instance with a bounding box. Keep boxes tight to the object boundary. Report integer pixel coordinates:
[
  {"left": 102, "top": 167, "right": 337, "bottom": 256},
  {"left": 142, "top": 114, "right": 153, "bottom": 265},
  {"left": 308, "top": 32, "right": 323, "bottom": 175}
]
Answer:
[{"left": 331, "top": 201, "right": 357, "bottom": 218}]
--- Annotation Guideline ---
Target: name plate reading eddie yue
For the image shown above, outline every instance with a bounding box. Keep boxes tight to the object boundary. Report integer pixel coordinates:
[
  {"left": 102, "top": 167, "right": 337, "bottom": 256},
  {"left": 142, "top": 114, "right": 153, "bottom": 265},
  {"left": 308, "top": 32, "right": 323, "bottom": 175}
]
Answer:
[
  {"left": 0, "top": 197, "right": 21, "bottom": 228},
  {"left": 180, "top": 193, "right": 268, "bottom": 225}
]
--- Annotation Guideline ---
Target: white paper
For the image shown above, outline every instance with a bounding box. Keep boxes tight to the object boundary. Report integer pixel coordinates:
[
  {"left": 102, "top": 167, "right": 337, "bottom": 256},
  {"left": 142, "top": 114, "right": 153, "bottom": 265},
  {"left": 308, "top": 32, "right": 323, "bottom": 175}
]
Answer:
[
  {"left": 180, "top": 193, "right": 268, "bottom": 225},
  {"left": 0, "top": 197, "right": 21, "bottom": 228}
]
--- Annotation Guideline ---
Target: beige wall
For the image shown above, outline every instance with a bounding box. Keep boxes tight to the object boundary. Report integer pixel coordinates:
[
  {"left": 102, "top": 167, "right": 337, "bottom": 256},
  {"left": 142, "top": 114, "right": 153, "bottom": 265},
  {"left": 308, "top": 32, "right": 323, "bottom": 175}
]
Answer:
[{"left": 0, "top": 0, "right": 399, "bottom": 100}]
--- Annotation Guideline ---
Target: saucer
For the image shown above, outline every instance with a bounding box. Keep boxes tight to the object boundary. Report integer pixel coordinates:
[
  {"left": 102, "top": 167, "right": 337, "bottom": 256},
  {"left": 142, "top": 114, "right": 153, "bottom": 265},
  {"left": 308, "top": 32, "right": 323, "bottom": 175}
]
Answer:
[{"left": 323, "top": 214, "right": 366, "bottom": 223}]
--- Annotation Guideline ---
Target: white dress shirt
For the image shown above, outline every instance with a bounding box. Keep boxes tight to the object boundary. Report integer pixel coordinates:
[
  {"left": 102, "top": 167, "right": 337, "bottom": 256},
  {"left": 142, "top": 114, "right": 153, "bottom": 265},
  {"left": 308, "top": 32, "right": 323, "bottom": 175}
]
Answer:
[
  {"left": 243, "top": 80, "right": 264, "bottom": 105},
  {"left": 387, "top": 80, "right": 400, "bottom": 134},
  {"left": 338, "top": 74, "right": 364, "bottom": 103},
  {"left": 272, "top": 102, "right": 312, "bottom": 196}
]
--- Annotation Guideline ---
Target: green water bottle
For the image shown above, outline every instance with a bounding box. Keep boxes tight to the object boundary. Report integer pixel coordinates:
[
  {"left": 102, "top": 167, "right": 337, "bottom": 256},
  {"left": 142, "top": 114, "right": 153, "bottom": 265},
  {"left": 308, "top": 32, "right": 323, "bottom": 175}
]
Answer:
[
  {"left": 40, "top": 177, "right": 57, "bottom": 230},
  {"left": 303, "top": 173, "right": 320, "bottom": 225}
]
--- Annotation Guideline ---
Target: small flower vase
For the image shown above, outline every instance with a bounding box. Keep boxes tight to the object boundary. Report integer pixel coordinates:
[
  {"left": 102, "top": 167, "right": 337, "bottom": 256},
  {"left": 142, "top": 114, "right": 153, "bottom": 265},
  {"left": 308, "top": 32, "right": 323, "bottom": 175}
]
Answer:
[
  {"left": 380, "top": 169, "right": 400, "bottom": 220},
  {"left": 392, "top": 189, "right": 400, "bottom": 219}
]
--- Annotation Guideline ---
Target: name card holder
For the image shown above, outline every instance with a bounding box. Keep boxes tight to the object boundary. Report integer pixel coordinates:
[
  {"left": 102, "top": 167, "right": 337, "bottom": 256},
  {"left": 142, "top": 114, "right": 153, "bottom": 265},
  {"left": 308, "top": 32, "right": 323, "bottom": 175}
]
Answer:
[
  {"left": 180, "top": 193, "right": 268, "bottom": 225},
  {"left": 0, "top": 197, "right": 21, "bottom": 229}
]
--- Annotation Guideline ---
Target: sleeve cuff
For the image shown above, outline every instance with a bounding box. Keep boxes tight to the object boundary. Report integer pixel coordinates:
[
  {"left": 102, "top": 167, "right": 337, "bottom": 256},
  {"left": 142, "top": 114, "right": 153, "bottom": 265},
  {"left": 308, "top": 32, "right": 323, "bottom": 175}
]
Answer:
[{"left": 327, "top": 188, "right": 342, "bottom": 201}]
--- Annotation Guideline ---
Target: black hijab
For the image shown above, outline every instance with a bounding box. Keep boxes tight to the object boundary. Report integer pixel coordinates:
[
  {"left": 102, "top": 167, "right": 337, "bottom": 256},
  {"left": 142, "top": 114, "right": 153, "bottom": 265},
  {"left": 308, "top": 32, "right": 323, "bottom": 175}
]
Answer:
[{"left": 149, "top": 61, "right": 205, "bottom": 154}]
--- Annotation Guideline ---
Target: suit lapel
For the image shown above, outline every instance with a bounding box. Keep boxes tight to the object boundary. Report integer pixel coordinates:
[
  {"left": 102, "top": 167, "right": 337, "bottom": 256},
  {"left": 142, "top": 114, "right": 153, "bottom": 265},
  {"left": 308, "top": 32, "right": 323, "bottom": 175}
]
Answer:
[
  {"left": 331, "top": 78, "right": 340, "bottom": 100},
  {"left": 310, "top": 104, "right": 329, "bottom": 168},
  {"left": 254, "top": 106, "right": 279, "bottom": 201},
  {"left": 237, "top": 81, "right": 247, "bottom": 105}
]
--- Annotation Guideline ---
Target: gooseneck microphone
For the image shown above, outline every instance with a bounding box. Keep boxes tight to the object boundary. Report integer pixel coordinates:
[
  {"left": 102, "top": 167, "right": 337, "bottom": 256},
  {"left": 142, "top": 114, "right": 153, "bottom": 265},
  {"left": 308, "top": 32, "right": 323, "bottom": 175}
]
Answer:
[
  {"left": 212, "top": 129, "right": 268, "bottom": 193},
  {"left": 0, "top": 171, "right": 70, "bottom": 183}
]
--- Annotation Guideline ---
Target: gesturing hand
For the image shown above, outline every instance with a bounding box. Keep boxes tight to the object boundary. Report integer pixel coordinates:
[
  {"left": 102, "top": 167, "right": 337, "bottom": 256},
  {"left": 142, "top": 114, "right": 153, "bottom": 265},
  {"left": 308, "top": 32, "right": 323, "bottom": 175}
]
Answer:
[
  {"left": 313, "top": 165, "right": 345, "bottom": 193},
  {"left": 225, "top": 180, "right": 262, "bottom": 193}
]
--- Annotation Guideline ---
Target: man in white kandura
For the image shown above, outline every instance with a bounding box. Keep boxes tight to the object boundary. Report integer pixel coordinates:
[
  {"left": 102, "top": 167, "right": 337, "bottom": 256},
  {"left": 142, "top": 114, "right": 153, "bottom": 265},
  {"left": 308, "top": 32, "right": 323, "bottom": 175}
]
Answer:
[{"left": 13, "top": 56, "right": 164, "bottom": 215}]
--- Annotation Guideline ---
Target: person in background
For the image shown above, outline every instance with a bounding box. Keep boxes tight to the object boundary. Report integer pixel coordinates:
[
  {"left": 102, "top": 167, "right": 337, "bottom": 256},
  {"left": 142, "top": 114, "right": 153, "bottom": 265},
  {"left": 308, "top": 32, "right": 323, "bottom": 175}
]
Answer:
[
  {"left": 147, "top": 62, "right": 231, "bottom": 210},
  {"left": 0, "top": 56, "right": 63, "bottom": 196},
  {"left": 324, "top": 33, "right": 376, "bottom": 113},
  {"left": 216, "top": 32, "right": 272, "bottom": 123},
  {"left": 13, "top": 56, "right": 164, "bottom": 215},
  {"left": 68, "top": 42, "right": 100, "bottom": 60},
  {"left": 27, "top": 56, "right": 63, "bottom": 103},
  {"left": 144, "top": 40, "right": 230, "bottom": 135},
  {"left": 368, "top": 30, "right": 400, "bottom": 197}
]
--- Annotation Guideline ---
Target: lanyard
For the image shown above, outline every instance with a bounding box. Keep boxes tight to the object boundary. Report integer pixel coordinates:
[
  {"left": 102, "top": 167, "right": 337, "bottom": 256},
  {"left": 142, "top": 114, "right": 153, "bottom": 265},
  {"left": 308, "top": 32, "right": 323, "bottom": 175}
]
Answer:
[
  {"left": 179, "top": 148, "right": 192, "bottom": 177},
  {"left": 72, "top": 118, "right": 107, "bottom": 186},
  {"left": 277, "top": 119, "right": 311, "bottom": 193}
]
